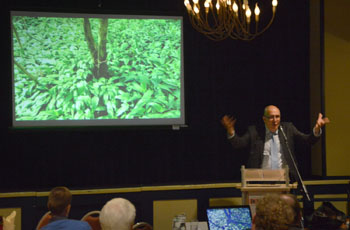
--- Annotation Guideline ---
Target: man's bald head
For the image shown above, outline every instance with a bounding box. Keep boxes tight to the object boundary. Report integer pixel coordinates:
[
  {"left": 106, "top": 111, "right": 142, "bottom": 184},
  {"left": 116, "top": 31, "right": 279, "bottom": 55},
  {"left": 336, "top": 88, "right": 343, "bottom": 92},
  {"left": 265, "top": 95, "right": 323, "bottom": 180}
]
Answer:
[{"left": 263, "top": 105, "right": 281, "bottom": 132}]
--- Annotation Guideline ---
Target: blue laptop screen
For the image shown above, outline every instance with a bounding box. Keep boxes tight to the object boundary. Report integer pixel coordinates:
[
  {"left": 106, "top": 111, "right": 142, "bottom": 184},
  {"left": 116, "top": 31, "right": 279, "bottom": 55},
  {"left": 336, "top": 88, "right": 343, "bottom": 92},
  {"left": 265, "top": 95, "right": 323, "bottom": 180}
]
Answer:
[{"left": 206, "top": 206, "right": 252, "bottom": 230}]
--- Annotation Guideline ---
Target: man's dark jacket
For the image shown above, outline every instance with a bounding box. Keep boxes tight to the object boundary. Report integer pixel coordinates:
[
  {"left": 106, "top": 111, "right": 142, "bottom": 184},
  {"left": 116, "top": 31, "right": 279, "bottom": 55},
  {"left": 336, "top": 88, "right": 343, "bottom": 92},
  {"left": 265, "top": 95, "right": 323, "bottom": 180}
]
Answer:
[{"left": 229, "top": 122, "right": 320, "bottom": 180}]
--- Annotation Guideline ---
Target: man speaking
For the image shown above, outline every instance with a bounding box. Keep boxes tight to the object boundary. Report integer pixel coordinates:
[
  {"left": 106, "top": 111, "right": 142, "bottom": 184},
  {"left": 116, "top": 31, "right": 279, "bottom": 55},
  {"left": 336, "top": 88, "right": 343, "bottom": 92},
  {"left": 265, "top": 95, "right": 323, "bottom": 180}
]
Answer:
[{"left": 221, "top": 105, "right": 330, "bottom": 180}]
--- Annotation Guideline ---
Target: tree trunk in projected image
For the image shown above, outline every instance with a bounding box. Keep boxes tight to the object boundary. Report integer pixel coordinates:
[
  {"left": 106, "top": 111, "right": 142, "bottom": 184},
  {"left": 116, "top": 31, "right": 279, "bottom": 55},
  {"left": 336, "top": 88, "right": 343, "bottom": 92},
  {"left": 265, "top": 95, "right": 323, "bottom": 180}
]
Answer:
[{"left": 83, "top": 18, "right": 109, "bottom": 79}]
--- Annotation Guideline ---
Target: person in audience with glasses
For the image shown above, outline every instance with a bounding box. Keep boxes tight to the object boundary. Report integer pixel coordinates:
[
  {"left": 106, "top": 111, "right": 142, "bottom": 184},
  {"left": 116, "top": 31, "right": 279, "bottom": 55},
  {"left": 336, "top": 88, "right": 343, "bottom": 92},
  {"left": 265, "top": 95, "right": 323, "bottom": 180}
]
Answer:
[
  {"left": 221, "top": 105, "right": 329, "bottom": 181},
  {"left": 42, "top": 186, "right": 91, "bottom": 230}
]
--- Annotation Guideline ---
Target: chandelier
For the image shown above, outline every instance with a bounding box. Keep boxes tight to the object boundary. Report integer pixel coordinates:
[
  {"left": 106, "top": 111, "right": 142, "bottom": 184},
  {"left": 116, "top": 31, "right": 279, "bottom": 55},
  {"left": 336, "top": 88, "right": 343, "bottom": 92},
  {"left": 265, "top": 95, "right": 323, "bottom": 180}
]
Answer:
[{"left": 184, "top": 0, "right": 278, "bottom": 41}]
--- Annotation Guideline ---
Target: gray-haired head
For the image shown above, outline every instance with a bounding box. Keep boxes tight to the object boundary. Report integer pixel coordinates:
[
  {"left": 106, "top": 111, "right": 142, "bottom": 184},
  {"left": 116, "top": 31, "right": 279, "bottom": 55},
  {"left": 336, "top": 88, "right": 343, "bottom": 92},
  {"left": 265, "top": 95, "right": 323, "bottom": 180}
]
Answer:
[{"left": 100, "top": 198, "right": 136, "bottom": 230}]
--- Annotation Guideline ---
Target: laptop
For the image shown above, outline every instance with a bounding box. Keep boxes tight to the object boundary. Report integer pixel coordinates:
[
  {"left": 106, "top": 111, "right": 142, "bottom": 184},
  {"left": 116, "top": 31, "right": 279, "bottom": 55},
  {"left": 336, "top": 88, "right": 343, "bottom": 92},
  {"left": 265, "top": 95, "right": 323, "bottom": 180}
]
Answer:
[{"left": 206, "top": 205, "right": 252, "bottom": 230}]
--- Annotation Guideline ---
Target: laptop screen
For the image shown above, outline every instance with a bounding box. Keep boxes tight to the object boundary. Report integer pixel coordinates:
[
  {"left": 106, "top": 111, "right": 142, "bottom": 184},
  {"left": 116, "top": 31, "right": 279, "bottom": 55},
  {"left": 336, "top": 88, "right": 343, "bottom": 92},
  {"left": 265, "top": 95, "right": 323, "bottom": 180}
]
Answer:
[{"left": 206, "top": 206, "right": 252, "bottom": 230}]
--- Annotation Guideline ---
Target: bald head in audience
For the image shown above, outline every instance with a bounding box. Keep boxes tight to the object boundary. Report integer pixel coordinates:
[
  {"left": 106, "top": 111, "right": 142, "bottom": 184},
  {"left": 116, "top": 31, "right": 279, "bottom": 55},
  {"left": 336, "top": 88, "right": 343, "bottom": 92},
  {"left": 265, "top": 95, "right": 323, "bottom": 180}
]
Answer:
[{"left": 280, "top": 194, "right": 302, "bottom": 228}]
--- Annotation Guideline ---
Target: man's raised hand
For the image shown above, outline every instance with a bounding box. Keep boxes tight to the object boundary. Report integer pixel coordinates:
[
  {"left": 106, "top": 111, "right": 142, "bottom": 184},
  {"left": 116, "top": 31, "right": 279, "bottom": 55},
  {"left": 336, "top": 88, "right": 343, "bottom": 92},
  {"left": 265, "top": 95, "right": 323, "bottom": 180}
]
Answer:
[{"left": 221, "top": 115, "right": 236, "bottom": 136}]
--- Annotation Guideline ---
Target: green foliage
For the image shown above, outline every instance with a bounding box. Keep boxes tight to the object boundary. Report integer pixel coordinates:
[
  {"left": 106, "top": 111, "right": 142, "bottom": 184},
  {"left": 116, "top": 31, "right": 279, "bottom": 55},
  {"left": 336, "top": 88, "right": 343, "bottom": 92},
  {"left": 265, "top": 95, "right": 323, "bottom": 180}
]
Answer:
[{"left": 12, "top": 16, "right": 182, "bottom": 121}]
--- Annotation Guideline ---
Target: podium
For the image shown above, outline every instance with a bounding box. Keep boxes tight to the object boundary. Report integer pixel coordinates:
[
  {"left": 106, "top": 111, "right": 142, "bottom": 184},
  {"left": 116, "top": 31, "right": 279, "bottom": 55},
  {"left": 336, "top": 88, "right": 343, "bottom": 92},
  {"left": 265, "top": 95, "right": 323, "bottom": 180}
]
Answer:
[{"left": 238, "top": 165, "right": 296, "bottom": 215}]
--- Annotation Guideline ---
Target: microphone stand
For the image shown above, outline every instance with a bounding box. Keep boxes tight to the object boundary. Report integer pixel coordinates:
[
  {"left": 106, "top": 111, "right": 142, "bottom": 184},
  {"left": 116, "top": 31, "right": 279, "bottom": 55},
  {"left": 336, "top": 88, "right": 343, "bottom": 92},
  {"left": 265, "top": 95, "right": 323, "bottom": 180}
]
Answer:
[{"left": 279, "top": 126, "right": 311, "bottom": 202}]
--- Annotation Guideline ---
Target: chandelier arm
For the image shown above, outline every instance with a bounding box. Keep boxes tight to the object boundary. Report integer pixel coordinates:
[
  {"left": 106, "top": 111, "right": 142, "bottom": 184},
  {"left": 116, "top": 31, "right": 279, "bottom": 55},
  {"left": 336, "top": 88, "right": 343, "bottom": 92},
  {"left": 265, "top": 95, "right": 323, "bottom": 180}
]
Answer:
[
  {"left": 191, "top": 4, "right": 227, "bottom": 37},
  {"left": 232, "top": 0, "right": 253, "bottom": 39},
  {"left": 230, "top": 5, "right": 277, "bottom": 40},
  {"left": 189, "top": 14, "right": 229, "bottom": 41},
  {"left": 233, "top": 10, "right": 277, "bottom": 40},
  {"left": 231, "top": 12, "right": 251, "bottom": 39},
  {"left": 190, "top": 13, "right": 215, "bottom": 34},
  {"left": 251, "top": 11, "right": 277, "bottom": 36}
]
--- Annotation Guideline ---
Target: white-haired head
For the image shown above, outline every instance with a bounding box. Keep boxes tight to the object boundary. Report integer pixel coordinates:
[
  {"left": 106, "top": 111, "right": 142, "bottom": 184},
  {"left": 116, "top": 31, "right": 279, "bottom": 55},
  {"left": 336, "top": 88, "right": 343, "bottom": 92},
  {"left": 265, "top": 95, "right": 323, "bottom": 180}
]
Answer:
[{"left": 100, "top": 198, "right": 136, "bottom": 230}]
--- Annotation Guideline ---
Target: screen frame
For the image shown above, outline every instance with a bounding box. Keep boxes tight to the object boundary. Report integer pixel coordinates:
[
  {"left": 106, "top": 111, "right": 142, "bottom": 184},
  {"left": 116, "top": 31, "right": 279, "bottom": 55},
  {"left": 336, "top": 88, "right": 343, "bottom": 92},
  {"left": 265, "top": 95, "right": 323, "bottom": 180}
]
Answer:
[{"left": 10, "top": 10, "right": 185, "bottom": 128}]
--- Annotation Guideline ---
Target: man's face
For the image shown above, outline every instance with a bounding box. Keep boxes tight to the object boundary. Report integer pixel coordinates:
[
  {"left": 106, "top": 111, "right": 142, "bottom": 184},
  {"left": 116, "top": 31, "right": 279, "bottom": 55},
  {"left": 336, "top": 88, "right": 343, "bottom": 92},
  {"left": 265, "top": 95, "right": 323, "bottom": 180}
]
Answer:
[{"left": 263, "top": 106, "right": 281, "bottom": 132}]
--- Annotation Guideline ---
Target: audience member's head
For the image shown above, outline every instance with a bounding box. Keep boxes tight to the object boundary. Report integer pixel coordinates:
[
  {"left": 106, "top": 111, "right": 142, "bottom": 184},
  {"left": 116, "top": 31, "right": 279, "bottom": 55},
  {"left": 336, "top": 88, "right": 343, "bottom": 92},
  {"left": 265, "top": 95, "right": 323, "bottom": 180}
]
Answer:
[
  {"left": 47, "top": 186, "right": 72, "bottom": 217},
  {"left": 280, "top": 193, "right": 302, "bottom": 227},
  {"left": 254, "top": 193, "right": 295, "bottom": 230},
  {"left": 99, "top": 198, "right": 136, "bottom": 230}
]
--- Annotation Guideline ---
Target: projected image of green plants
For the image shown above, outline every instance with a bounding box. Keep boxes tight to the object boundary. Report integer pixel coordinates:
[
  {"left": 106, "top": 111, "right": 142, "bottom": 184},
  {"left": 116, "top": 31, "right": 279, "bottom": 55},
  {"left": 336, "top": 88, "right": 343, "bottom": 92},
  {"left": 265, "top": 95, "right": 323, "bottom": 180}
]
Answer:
[{"left": 12, "top": 15, "right": 182, "bottom": 122}]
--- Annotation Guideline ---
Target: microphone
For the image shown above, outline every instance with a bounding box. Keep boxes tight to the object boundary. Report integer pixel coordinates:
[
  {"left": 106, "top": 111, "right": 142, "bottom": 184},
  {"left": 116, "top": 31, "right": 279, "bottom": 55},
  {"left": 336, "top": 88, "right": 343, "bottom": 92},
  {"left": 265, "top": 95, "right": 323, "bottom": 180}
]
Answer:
[
  {"left": 279, "top": 125, "right": 288, "bottom": 142},
  {"left": 279, "top": 124, "right": 311, "bottom": 201}
]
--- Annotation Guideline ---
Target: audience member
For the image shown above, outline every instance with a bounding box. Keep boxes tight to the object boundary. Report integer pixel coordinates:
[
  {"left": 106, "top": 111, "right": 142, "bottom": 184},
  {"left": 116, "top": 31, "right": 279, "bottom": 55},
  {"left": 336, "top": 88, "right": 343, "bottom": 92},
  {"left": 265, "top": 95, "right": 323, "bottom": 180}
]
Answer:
[
  {"left": 99, "top": 198, "right": 136, "bottom": 230},
  {"left": 280, "top": 194, "right": 303, "bottom": 230},
  {"left": 310, "top": 201, "right": 347, "bottom": 230},
  {"left": 253, "top": 193, "right": 295, "bottom": 230},
  {"left": 41, "top": 186, "right": 91, "bottom": 230}
]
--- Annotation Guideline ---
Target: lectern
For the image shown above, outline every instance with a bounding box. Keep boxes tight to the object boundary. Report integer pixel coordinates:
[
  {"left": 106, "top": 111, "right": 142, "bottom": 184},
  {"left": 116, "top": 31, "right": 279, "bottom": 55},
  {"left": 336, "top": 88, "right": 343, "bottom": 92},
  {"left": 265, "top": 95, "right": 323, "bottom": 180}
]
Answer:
[{"left": 239, "top": 165, "right": 296, "bottom": 215}]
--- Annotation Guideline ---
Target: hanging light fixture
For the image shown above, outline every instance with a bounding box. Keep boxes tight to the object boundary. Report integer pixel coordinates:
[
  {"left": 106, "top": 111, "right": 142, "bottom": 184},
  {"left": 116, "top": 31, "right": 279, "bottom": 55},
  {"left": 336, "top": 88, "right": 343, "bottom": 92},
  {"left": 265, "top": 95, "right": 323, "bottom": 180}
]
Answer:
[{"left": 184, "top": 0, "right": 278, "bottom": 41}]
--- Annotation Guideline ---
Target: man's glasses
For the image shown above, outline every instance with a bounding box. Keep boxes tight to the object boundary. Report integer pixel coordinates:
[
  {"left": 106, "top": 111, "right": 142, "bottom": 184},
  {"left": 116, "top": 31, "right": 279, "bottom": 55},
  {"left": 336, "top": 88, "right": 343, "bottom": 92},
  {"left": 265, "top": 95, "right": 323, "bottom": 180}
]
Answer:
[{"left": 265, "top": 115, "right": 280, "bottom": 120}]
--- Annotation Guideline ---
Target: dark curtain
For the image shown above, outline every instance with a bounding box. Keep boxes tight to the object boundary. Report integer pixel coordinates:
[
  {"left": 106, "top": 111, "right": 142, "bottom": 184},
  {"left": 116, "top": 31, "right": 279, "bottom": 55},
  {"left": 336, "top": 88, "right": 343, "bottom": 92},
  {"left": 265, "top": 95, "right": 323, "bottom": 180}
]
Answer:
[{"left": 0, "top": 0, "right": 312, "bottom": 191}]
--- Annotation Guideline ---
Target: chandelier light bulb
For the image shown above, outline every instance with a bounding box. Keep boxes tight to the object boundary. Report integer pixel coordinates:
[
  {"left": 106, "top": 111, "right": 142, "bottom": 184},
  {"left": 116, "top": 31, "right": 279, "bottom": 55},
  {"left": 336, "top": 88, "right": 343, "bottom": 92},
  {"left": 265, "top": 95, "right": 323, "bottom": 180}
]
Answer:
[
  {"left": 193, "top": 0, "right": 199, "bottom": 4},
  {"left": 194, "top": 5, "right": 200, "bottom": 14},
  {"left": 184, "top": 0, "right": 193, "bottom": 12},
  {"left": 246, "top": 7, "right": 251, "bottom": 18},
  {"left": 272, "top": 0, "right": 278, "bottom": 7},
  {"left": 233, "top": 2, "right": 238, "bottom": 12},
  {"left": 216, "top": 1, "right": 220, "bottom": 10},
  {"left": 246, "top": 6, "right": 251, "bottom": 24},
  {"left": 254, "top": 3, "right": 260, "bottom": 22},
  {"left": 254, "top": 3, "right": 260, "bottom": 16}
]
